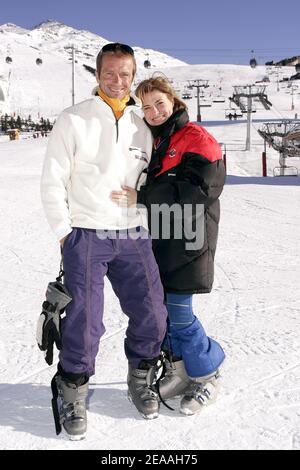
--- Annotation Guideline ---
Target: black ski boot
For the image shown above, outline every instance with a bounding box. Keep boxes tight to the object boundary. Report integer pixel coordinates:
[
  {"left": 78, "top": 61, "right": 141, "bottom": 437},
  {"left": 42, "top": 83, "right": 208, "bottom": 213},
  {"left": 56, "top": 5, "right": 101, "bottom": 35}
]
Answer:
[{"left": 51, "top": 371, "right": 89, "bottom": 440}]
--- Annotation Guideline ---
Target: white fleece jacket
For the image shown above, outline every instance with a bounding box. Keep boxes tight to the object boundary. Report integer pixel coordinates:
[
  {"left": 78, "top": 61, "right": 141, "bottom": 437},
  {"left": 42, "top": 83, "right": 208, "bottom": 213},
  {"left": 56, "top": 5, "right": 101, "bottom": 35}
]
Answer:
[{"left": 41, "top": 94, "right": 153, "bottom": 240}]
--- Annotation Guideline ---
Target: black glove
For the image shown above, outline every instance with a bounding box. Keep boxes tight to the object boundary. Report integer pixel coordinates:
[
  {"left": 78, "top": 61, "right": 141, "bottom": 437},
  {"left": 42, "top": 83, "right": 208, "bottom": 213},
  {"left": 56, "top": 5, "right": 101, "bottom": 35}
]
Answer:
[{"left": 36, "top": 281, "right": 72, "bottom": 365}]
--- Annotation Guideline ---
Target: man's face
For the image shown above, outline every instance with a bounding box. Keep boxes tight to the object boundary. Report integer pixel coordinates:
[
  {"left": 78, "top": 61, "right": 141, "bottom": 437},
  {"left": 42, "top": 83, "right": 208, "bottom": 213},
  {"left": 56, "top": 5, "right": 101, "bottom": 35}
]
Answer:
[{"left": 97, "top": 54, "right": 134, "bottom": 99}]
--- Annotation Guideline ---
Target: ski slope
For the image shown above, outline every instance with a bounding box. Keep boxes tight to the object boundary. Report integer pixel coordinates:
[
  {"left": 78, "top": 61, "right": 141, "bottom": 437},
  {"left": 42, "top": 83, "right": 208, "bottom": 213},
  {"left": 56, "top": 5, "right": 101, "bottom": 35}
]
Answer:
[{"left": 0, "top": 130, "right": 299, "bottom": 450}]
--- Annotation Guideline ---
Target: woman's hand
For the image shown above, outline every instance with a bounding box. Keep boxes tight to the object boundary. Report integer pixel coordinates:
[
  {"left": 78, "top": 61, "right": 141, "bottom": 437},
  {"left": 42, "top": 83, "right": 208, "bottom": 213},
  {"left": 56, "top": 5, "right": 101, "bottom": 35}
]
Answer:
[{"left": 110, "top": 186, "right": 137, "bottom": 207}]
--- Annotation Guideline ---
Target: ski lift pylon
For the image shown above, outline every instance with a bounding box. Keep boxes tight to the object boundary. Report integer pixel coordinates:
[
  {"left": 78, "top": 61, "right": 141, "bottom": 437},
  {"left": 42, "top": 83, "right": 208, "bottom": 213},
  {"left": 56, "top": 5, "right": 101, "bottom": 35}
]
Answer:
[{"left": 258, "top": 121, "right": 300, "bottom": 177}]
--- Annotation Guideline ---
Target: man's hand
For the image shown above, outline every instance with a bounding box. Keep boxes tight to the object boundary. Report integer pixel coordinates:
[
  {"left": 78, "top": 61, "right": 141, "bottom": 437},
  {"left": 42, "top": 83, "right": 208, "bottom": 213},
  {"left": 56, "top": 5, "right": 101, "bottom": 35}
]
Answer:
[
  {"left": 60, "top": 235, "right": 68, "bottom": 247},
  {"left": 110, "top": 186, "right": 137, "bottom": 207}
]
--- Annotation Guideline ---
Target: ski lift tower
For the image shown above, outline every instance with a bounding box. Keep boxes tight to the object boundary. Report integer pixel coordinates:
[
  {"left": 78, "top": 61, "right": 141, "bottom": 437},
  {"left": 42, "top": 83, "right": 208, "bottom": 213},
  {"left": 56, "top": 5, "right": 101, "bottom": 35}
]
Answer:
[
  {"left": 274, "top": 65, "right": 282, "bottom": 92},
  {"left": 230, "top": 84, "right": 272, "bottom": 150},
  {"left": 71, "top": 45, "right": 76, "bottom": 106},
  {"left": 188, "top": 79, "right": 209, "bottom": 122},
  {"left": 65, "top": 45, "right": 77, "bottom": 105},
  {"left": 258, "top": 121, "right": 300, "bottom": 176},
  {"left": 289, "top": 82, "right": 298, "bottom": 111}
]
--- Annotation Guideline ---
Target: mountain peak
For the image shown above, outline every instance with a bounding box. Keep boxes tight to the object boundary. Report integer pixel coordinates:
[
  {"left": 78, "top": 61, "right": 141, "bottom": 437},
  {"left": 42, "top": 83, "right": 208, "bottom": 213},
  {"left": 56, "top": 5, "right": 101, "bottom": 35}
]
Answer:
[
  {"left": 0, "top": 22, "right": 18, "bottom": 28},
  {"left": 0, "top": 23, "right": 28, "bottom": 33},
  {"left": 32, "top": 19, "right": 66, "bottom": 30}
]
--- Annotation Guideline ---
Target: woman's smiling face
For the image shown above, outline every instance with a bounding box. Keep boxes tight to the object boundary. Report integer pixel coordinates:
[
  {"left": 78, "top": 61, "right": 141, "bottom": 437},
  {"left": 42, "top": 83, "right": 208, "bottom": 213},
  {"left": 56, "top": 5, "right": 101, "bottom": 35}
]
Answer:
[{"left": 142, "top": 90, "right": 174, "bottom": 126}]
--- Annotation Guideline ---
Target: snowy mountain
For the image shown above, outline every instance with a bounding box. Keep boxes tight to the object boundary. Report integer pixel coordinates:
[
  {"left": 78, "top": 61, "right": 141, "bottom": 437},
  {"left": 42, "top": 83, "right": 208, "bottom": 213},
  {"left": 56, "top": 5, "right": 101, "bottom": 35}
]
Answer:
[
  {"left": 0, "top": 20, "right": 299, "bottom": 126},
  {"left": 0, "top": 21, "right": 187, "bottom": 117},
  {"left": 0, "top": 20, "right": 187, "bottom": 67}
]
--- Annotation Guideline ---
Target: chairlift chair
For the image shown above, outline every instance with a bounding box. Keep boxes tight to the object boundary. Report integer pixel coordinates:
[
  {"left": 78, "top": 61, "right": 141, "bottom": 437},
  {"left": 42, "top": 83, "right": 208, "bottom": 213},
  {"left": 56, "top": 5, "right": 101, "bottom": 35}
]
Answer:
[
  {"left": 213, "top": 97, "right": 225, "bottom": 103},
  {"left": 241, "top": 109, "right": 257, "bottom": 113},
  {"left": 241, "top": 104, "right": 257, "bottom": 113},
  {"left": 182, "top": 91, "right": 192, "bottom": 100},
  {"left": 225, "top": 109, "right": 242, "bottom": 120},
  {"left": 144, "top": 52, "right": 151, "bottom": 69},
  {"left": 5, "top": 56, "right": 12, "bottom": 64}
]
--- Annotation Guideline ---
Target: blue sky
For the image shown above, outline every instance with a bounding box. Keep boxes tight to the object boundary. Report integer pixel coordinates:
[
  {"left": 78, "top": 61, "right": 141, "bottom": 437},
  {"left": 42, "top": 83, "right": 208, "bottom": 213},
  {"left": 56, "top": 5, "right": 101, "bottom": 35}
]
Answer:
[{"left": 1, "top": 0, "right": 300, "bottom": 64}]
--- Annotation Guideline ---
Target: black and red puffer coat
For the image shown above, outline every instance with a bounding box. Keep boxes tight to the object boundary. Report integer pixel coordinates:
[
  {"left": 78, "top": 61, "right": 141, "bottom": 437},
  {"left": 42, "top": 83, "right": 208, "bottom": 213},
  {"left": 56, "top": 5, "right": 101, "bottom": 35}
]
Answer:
[{"left": 137, "top": 108, "right": 226, "bottom": 294}]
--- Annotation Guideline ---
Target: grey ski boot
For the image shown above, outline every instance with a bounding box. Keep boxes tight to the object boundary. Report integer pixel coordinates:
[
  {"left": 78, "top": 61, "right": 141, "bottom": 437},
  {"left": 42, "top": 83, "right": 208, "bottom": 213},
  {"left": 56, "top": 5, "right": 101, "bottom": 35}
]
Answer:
[
  {"left": 180, "top": 369, "right": 221, "bottom": 416},
  {"left": 157, "top": 358, "right": 192, "bottom": 400},
  {"left": 55, "top": 375, "right": 89, "bottom": 440},
  {"left": 127, "top": 359, "right": 160, "bottom": 419}
]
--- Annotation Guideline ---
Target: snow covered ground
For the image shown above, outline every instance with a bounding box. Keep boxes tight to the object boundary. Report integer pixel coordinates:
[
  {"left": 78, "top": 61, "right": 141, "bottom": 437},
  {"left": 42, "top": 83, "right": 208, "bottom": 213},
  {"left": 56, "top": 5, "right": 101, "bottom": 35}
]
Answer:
[{"left": 0, "top": 127, "right": 299, "bottom": 450}]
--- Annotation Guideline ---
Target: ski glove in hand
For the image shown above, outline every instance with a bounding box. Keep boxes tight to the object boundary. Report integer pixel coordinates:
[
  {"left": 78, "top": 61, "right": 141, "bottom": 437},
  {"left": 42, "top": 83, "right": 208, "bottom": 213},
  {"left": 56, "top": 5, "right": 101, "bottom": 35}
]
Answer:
[{"left": 36, "top": 281, "right": 72, "bottom": 365}]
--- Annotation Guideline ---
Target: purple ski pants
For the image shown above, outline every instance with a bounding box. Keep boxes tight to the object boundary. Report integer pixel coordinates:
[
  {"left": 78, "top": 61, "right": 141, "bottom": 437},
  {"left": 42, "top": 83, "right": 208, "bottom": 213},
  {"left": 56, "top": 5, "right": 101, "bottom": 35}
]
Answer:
[{"left": 59, "top": 227, "right": 167, "bottom": 377}]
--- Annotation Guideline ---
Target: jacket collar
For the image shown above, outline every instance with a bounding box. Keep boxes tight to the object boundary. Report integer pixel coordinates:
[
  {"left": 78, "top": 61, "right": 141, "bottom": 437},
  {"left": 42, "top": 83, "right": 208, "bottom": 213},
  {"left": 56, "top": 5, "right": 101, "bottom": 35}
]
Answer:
[{"left": 146, "top": 108, "right": 189, "bottom": 140}]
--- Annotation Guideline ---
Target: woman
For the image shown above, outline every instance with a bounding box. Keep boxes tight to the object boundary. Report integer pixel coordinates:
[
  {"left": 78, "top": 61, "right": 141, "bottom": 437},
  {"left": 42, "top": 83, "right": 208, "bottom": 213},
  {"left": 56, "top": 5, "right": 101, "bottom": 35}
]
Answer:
[{"left": 110, "top": 76, "right": 226, "bottom": 416}]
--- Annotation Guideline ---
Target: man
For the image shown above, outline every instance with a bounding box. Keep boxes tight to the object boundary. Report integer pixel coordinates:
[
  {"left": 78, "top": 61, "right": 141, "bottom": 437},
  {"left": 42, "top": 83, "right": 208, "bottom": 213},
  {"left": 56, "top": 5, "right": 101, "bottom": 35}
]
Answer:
[{"left": 41, "top": 43, "right": 167, "bottom": 440}]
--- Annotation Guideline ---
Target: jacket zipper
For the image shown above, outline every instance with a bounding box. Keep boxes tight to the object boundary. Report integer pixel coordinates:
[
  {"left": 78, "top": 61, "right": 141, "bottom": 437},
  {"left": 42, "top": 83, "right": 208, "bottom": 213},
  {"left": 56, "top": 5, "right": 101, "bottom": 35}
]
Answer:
[
  {"left": 115, "top": 119, "right": 119, "bottom": 142},
  {"left": 97, "top": 95, "right": 137, "bottom": 142}
]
